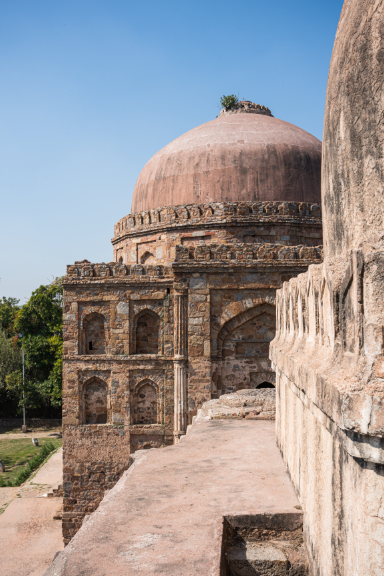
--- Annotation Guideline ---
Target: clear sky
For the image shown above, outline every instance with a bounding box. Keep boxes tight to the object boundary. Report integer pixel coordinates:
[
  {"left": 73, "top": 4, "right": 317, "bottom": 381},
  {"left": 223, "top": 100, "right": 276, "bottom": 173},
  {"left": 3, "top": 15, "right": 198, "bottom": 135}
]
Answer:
[{"left": 0, "top": 0, "right": 344, "bottom": 302}]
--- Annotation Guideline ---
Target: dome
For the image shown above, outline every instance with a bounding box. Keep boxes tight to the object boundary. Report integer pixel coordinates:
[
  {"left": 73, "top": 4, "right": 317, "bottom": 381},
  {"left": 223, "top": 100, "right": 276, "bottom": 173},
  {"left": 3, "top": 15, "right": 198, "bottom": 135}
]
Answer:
[{"left": 131, "top": 103, "right": 322, "bottom": 213}]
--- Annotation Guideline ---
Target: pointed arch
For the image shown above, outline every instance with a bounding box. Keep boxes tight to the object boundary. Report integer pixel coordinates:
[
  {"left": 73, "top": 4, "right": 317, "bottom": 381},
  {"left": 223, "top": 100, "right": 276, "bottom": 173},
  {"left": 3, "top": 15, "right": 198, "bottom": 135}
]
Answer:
[
  {"left": 83, "top": 312, "right": 105, "bottom": 355},
  {"left": 217, "top": 303, "right": 276, "bottom": 359},
  {"left": 84, "top": 377, "right": 108, "bottom": 424},
  {"left": 133, "top": 379, "right": 159, "bottom": 424},
  {"left": 133, "top": 309, "right": 161, "bottom": 354}
]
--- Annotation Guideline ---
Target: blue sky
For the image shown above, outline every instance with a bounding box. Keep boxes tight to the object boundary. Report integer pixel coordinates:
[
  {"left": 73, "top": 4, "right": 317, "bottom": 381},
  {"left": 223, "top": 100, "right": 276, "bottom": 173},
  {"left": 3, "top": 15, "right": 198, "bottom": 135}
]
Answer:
[{"left": 0, "top": 0, "right": 344, "bottom": 302}]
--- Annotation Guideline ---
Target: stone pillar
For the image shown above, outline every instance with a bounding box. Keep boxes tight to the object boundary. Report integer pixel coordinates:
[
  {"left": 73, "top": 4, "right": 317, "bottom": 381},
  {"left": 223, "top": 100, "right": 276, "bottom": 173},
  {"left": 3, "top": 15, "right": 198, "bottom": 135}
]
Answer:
[{"left": 173, "top": 289, "right": 188, "bottom": 442}]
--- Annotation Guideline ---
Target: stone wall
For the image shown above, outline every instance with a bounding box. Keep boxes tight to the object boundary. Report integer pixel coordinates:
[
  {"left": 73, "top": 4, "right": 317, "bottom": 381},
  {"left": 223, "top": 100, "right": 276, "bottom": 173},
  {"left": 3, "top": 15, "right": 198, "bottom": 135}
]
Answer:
[
  {"left": 62, "top": 196, "right": 323, "bottom": 543},
  {"left": 62, "top": 425, "right": 131, "bottom": 544},
  {"left": 322, "top": 0, "right": 384, "bottom": 257},
  {"left": 62, "top": 256, "right": 321, "bottom": 542},
  {"left": 112, "top": 201, "right": 322, "bottom": 266},
  {"left": 270, "top": 2, "right": 384, "bottom": 572},
  {"left": 271, "top": 245, "right": 384, "bottom": 574}
]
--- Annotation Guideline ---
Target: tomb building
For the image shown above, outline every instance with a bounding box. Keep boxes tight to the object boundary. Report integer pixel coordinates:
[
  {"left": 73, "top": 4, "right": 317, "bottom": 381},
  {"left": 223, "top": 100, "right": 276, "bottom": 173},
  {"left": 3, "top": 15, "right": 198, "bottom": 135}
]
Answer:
[{"left": 61, "top": 102, "right": 322, "bottom": 543}]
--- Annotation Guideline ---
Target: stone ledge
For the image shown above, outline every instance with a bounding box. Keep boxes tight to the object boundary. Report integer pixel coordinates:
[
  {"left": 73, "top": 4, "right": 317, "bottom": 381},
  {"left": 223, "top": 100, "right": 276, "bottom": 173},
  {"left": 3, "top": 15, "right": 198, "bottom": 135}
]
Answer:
[
  {"left": 275, "top": 368, "right": 384, "bottom": 464},
  {"left": 62, "top": 355, "right": 174, "bottom": 362},
  {"left": 64, "top": 254, "right": 322, "bottom": 283},
  {"left": 113, "top": 201, "right": 322, "bottom": 241}
]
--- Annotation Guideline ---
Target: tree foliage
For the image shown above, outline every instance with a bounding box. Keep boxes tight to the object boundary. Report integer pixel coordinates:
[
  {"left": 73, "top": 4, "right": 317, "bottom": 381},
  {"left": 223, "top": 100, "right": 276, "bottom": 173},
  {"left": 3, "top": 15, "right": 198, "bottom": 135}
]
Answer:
[
  {"left": 0, "top": 297, "right": 20, "bottom": 337},
  {"left": 220, "top": 94, "right": 239, "bottom": 109},
  {"left": 0, "top": 330, "right": 21, "bottom": 391},
  {"left": 5, "top": 283, "right": 63, "bottom": 411}
]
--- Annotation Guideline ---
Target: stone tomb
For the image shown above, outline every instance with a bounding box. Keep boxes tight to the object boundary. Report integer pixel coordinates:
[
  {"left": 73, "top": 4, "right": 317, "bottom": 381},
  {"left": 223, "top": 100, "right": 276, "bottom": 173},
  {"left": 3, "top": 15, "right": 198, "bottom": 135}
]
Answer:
[{"left": 62, "top": 103, "right": 322, "bottom": 543}]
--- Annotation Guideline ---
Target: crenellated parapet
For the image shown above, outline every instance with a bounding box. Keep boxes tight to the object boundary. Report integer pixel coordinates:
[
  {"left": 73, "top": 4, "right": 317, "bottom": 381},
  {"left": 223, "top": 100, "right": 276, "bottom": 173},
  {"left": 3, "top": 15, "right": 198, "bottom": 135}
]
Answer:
[
  {"left": 65, "top": 261, "right": 172, "bottom": 279},
  {"left": 174, "top": 242, "right": 323, "bottom": 263},
  {"left": 113, "top": 201, "right": 322, "bottom": 241},
  {"left": 65, "top": 243, "right": 323, "bottom": 283}
]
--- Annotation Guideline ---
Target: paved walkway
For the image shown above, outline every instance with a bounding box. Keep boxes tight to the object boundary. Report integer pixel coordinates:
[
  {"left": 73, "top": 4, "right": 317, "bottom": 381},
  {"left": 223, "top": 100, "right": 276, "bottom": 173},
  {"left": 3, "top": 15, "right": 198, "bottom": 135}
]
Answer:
[
  {"left": 0, "top": 448, "right": 63, "bottom": 576},
  {"left": 45, "top": 420, "right": 299, "bottom": 576}
]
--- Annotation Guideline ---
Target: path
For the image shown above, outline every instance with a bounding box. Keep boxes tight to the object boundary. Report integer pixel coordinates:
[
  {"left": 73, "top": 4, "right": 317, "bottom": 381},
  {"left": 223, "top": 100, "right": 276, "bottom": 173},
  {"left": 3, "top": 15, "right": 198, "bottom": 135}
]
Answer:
[
  {"left": 0, "top": 447, "right": 63, "bottom": 576},
  {"left": 45, "top": 420, "right": 299, "bottom": 576}
]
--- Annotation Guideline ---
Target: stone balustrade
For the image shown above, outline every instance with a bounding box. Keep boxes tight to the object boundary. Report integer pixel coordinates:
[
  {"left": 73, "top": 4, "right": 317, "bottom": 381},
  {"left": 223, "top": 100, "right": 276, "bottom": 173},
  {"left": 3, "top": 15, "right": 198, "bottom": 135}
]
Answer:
[{"left": 113, "top": 201, "right": 322, "bottom": 239}]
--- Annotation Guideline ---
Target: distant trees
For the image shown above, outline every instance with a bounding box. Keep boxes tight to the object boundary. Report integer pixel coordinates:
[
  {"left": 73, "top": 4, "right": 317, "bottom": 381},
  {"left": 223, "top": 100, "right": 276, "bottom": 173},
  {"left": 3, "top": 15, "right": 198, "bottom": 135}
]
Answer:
[
  {"left": 0, "top": 282, "right": 63, "bottom": 417},
  {"left": 0, "top": 297, "right": 20, "bottom": 338}
]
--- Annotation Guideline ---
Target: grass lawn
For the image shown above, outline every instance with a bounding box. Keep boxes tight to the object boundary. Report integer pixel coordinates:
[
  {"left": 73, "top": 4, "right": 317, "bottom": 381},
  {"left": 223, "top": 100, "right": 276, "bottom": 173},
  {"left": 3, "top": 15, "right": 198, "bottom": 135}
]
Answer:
[{"left": 0, "top": 438, "right": 62, "bottom": 485}]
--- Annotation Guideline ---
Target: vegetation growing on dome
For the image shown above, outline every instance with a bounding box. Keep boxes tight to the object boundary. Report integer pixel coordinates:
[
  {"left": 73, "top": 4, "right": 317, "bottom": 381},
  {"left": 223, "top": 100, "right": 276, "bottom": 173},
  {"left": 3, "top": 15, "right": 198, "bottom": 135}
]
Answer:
[{"left": 220, "top": 95, "right": 238, "bottom": 109}]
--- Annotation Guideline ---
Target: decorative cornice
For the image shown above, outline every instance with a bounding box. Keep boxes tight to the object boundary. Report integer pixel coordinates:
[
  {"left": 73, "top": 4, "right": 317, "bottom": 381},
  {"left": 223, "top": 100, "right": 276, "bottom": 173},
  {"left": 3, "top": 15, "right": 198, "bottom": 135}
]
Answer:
[{"left": 112, "top": 201, "right": 322, "bottom": 244}]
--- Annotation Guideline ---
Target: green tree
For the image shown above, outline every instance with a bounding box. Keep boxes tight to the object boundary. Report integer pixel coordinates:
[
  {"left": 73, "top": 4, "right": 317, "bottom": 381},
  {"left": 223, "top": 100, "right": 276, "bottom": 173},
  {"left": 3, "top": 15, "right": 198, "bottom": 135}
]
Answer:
[
  {"left": 220, "top": 94, "right": 239, "bottom": 109},
  {"left": 6, "top": 283, "right": 63, "bottom": 411},
  {"left": 0, "top": 330, "right": 21, "bottom": 391},
  {"left": 0, "top": 297, "right": 20, "bottom": 337}
]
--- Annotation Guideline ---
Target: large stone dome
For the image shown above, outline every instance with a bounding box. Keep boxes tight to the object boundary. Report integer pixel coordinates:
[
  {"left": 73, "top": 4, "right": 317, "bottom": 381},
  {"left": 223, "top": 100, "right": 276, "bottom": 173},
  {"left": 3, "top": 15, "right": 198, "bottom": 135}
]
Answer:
[{"left": 131, "top": 102, "right": 322, "bottom": 213}]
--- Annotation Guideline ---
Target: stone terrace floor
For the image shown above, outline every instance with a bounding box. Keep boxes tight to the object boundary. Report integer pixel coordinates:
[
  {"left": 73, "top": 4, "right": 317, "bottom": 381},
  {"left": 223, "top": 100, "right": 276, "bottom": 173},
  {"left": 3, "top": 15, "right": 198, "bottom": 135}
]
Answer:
[{"left": 45, "top": 420, "right": 299, "bottom": 576}]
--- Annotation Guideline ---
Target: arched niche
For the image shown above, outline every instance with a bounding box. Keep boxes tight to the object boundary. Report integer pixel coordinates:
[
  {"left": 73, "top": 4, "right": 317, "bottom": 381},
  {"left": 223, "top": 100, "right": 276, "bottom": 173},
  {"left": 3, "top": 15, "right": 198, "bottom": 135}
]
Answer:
[
  {"left": 216, "top": 304, "right": 276, "bottom": 395},
  {"left": 133, "top": 380, "right": 159, "bottom": 425},
  {"left": 133, "top": 309, "right": 160, "bottom": 354},
  {"left": 83, "top": 312, "right": 106, "bottom": 355},
  {"left": 84, "top": 378, "right": 108, "bottom": 424},
  {"left": 218, "top": 304, "right": 276, "bottom": 360}
]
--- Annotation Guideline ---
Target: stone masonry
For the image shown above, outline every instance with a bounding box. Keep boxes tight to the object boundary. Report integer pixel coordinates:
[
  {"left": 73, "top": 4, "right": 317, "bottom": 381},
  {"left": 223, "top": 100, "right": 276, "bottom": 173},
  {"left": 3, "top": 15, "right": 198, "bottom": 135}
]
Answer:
[
  {"left": 270, "top": 1, "right": 384, "bottom": 574},
  {"left": 62, "top": 198, "right": 322, "bottom": 543}
]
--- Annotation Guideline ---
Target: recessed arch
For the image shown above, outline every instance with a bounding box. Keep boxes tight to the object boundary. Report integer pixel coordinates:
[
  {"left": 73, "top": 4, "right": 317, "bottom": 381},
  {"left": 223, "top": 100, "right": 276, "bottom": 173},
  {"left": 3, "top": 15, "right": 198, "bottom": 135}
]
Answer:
[
  {"left": 133, "top": 379, "right": 159, "bottom": 424},
  {"left": 84, "top": 377, "right": 108, "bottom": 424},
  {"left": 217, "top": 303, "right": 276, "bottom": 359},
  {"left": 133, "top": 309, "right": 160, "bottom": 354},
  {"left": 83, "top": 312, "right": 105, "bottom": 355}
]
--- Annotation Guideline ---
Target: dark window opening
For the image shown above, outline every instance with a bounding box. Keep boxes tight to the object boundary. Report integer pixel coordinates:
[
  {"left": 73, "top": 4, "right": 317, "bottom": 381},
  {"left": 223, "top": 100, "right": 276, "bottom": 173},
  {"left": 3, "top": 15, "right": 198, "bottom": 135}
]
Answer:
[
  {"left": 89, "top": 341, "right": 93, "bottom": 351},
  {"left": 119, "top": 256, "right": 123, "bottom": 263},
  {"left": 256, "top": 381, "right": 275, "bottom": 389}
]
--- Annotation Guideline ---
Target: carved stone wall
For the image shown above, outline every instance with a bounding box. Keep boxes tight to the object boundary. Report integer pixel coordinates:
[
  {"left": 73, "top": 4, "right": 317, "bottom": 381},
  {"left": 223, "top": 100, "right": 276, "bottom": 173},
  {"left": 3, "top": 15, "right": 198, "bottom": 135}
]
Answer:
[
  {"left": 271, "top": 245, "right": 384, "bottom": 574},
  {"left": 271, "top": 2, "right": 384, "bottom": 573},
  {"left": 62, "top": 234, "right": 322, "bottom": 543},
  {"left": 322, "top": 0, "right": 384, "bottom": 258}
]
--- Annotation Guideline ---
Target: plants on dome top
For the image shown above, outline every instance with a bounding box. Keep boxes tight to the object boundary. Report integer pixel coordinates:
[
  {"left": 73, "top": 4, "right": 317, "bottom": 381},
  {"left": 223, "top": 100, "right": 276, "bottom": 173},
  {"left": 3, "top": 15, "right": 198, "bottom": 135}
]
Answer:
[{"left": 220, "top": 94, "right": 238, "bottom": 109}]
